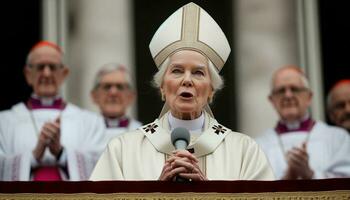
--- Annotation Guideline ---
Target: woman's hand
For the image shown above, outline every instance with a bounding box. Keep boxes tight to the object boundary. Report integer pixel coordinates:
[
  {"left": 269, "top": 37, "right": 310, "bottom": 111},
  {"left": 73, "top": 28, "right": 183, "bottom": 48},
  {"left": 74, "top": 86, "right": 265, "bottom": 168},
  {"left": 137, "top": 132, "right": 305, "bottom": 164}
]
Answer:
[{"left": 159, "top": 150, "right": 207, "bottom": 181}]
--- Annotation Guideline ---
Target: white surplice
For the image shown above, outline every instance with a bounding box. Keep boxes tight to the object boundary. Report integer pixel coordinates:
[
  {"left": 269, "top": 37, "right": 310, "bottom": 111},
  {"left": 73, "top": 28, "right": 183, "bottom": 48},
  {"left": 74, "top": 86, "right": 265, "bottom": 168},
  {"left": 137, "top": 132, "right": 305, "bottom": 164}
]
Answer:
[
  {"left": 255, "top": 121, "right": 350, "bottom": 179},
  {"left": 90, "top": 111, "right": 274, "bottom": 180},
  {"left": 0, "top": 102, "right": 106, "bottom": 181},
  {"left": 104, "top": 119, "right": 142, "bottom": 144}
]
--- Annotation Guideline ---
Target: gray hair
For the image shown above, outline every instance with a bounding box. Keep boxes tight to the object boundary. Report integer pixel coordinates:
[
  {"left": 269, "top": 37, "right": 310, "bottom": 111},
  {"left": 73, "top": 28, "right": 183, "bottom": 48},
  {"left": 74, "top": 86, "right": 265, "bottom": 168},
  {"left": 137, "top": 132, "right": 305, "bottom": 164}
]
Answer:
[
  {"left": 152, "top": 57, "right": 224, "bottom": 92},
  {"left": 92, "top": 62, "right": 135, "bottom": 91},
  {"left": 270, "top": 66, "right": 310, "bottom": 92}
]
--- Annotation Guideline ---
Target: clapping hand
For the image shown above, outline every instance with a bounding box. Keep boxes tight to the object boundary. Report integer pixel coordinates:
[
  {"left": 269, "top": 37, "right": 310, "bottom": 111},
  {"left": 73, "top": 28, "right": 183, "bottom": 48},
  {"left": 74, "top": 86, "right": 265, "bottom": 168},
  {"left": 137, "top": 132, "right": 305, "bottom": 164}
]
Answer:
[
  {"left": 33, "top": 117, "right": 63, "bottom": 161},
  {"left": 283, "top": 142, "right": 314, "bottom": 179}
]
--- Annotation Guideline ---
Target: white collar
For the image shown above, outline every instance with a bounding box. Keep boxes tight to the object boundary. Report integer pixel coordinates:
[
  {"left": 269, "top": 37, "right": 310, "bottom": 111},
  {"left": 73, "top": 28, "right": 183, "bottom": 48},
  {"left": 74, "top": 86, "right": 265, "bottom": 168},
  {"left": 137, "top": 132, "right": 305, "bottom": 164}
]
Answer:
[
  {"left": 141, "top": 111, "right": 229, "bottom": 157},
  {"left": 104, "top": 116, "right": 128, "bottom": 128},
  {"left": 168, "top": 112, "right": 204, "bottom": 133},
  {"left": 31, "top": 93, "right": 61, "bottom": 106},
  {"left": 281, "top": 113, "right": 310, "bottom": 130},
  {"left": 105, "top": 118, "right": 119, "bottom": 128}
]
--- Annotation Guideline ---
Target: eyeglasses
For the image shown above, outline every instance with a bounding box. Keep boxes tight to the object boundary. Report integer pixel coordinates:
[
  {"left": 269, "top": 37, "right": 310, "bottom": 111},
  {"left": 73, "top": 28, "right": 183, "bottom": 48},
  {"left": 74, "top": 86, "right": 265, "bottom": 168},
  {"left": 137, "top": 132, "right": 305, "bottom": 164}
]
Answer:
[
  {"left": 29, "top": 63, "right": 64, "bottom": 72},
  {"left": 271, "top": 86, "right": 309, "bottom": 97},
  {"left": 98, "top": 83, "right": 130, "bottom": 92}
]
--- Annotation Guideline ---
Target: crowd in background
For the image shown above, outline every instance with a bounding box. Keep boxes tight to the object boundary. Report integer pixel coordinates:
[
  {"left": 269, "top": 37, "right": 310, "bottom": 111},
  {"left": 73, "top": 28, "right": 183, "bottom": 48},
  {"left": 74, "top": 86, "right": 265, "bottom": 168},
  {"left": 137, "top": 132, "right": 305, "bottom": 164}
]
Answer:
[{"left": 1, "top": 39, "right": 350, "bottom": 182}]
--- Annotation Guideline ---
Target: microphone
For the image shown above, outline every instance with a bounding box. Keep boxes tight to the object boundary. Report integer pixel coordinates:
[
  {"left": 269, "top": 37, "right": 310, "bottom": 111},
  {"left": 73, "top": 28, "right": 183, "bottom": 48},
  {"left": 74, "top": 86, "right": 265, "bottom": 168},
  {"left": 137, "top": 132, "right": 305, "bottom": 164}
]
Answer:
[
  {"left": 170, "top": 127, "right": 191, "bottom": 182},
  {"left": 171, "top": 127, "right": 190, "bottom": 150}
]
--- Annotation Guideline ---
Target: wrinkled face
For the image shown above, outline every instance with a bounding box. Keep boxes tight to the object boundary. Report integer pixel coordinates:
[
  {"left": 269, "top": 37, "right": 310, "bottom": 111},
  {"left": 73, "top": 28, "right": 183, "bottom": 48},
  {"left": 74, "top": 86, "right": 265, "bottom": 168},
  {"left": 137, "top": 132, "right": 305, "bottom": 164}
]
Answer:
[
  {"left": 161, "top": 50, "right": 213, "bottom": 120},
  {"left": 269, "top": 69, "right": 312, "bottom": 123},
  {"left": 329, "top": 83, "right": 350, "bottom": 131},
  {"left": 92, "top": 70, "right": 134, "bottom": 118},
  {"left": 24, "top": 46, "right": 68, "bottom": 97}
]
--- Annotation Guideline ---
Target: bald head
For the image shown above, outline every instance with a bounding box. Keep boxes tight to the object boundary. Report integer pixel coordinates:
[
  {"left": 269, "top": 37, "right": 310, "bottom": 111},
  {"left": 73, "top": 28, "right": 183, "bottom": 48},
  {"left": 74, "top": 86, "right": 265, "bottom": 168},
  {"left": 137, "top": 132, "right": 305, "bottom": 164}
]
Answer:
[
  {"left": 24, "top": 41, "right": 68, "bottom": 97},
  {"left": 327, "top": 80, "right": 350, "bottom": 132},
  {"left": 26, "top": 41, "right": 63, "bottom": 65}
]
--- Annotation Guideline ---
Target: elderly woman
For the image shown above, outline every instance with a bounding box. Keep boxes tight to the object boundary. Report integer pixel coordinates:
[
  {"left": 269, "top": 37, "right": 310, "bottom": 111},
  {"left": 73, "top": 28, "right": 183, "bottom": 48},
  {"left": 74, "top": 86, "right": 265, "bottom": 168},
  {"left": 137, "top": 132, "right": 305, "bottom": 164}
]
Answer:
[{"left": 90, "top": 2, "right": 274, "bottom": 181}]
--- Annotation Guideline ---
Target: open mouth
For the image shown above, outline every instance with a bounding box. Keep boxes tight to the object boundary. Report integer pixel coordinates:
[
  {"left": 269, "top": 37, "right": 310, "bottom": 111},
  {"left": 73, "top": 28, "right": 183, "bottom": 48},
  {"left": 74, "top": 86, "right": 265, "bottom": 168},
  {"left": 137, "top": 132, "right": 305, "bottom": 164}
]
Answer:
[{"left": 180, "top": 92, "right": 194, "bottom": 98}]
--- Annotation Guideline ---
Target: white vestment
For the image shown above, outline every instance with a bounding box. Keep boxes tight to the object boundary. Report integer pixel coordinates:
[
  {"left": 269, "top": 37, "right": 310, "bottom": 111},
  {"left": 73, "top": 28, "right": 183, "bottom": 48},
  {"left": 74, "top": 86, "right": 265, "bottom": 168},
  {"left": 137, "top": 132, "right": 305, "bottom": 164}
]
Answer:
[
  {"left": 104, "top": 119, "right": 142, "bottom": 144},
  {"left": 90, "top": 111, "right": 274, "bottom": 180},
  {"left": 255, "top": 121, "right": 350, "bottom": 179},
  {"left": 0, "top": 102, "right": 106, "bottom": 181}
]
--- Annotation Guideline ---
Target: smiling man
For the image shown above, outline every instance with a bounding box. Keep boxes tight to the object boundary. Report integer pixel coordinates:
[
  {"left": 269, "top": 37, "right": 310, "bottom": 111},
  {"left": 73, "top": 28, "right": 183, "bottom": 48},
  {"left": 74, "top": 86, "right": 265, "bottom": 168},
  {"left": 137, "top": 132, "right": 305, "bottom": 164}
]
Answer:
[
  {"left": 255, "top": 65, "right": 350, "bottom": 179},
  {"left": 91, "top": 63, "right": 142, "bottom": 142},
  {"left": 0, "top": 41, "right": 106, "bottom": 181}
]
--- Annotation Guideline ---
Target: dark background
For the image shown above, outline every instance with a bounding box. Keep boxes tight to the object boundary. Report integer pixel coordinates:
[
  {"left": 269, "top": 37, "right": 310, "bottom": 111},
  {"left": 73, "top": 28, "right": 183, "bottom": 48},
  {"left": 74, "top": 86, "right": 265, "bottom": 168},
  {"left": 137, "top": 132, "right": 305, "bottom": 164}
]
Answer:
[
  {"left": 0, "top": 0, "right": 41, "bottom": 110},
  {"left": 0, "top": 0, "right": 349, "bottom": 128},
  {"left": 319, "top": 0, "right": 350, "bottom": 123}
]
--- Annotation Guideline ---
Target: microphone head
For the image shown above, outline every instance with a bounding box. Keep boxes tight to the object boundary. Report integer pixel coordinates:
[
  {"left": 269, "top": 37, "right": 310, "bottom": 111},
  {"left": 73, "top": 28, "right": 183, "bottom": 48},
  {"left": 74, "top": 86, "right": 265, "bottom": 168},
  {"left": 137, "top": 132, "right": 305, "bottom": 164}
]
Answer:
[{"left": 171, "top": 127, "right": 190, "bottom": 147}]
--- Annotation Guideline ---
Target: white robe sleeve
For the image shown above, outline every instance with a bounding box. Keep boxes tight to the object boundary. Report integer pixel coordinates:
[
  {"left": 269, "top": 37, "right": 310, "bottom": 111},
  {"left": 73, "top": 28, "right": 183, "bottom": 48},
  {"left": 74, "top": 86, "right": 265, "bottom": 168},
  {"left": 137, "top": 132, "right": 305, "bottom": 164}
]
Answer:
[
  {"left": 0, "top": 111, "right": 31, "bottom": 181},
  {"left": 89, "top": 137, "right": 124, "bottom": 180},
  {"left": 313, "top": 127, "right": 350, "bottom": 178},
  {"left": 238, "top": 135, "right": 275, "bottom": 180},
  {"left": 64, "top": 110, "right": 107, "bottom": 181},
  {"left": 0, "top": 152, "right": 32, "bottom": 181}
]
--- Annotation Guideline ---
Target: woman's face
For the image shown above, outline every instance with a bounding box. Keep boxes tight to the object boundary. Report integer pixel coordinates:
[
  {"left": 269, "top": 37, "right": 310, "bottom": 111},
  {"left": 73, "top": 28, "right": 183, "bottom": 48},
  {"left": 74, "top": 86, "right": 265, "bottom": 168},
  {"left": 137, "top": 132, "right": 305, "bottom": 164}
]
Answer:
[{"left": 161, "top": 50, "right": 213, "bottom": 120}]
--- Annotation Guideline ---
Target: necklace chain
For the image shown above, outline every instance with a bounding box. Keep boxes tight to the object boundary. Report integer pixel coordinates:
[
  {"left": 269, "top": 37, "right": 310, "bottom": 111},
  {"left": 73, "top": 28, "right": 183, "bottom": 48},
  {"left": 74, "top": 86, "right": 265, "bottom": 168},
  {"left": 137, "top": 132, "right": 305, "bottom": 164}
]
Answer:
[{"left": 29, "top": 110, "right": 40, "bottom": 137}]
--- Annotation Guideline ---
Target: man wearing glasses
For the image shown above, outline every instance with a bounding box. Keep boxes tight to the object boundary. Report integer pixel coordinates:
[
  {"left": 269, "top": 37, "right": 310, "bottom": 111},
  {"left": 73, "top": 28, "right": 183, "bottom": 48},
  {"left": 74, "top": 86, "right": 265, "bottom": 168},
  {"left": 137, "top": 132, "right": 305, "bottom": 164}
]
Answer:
[
  {"left": 91, "top": 63, "right": 142, "bottom": 143},
  {"left": 256, "top": 65, "right": 350, "bottom": 179},
  {"left": 0, "top": 41, "right": 106, "bottom": 181}
]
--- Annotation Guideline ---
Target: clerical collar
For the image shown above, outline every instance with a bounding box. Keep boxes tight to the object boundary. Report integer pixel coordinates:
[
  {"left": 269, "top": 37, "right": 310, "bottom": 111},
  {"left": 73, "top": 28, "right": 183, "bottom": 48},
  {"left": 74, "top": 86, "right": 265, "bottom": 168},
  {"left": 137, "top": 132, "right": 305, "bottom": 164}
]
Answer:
[
  {"left": 275, "top": 114, "right": 315, "bottom": 134},
  {"left": 27, "top": 94, "right": 66, "bottom": 110},
  {"left": 105, "top": 116, "right": 129, "bottom": 128},
  {"left": 168, "top": 112, "right": 204, "bottom": 133}
]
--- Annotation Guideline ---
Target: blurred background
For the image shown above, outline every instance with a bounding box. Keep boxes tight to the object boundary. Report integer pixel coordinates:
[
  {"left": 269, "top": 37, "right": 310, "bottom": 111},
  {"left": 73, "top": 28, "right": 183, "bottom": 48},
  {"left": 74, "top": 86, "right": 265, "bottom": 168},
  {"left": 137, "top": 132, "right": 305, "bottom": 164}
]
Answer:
[{"left": 1, "top": 0, "right": 349, "bottom": 137}]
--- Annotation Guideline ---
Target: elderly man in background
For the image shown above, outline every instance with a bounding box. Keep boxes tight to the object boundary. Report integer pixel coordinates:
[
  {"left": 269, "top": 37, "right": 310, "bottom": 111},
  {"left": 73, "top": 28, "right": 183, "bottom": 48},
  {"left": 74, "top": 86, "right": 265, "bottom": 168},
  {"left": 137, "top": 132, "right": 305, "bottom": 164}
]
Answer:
[
  {"left": 256, "top": 65, "right": 350, "bottom": 179},
  {"left": 327, "top": 79, "right": 350, "bottom": 133},
  {"left": 91, "top": 63, "right": 142, "bottom": 141},
  {"left": 0, "top": 41, "right": 105, "bottom": 181}
]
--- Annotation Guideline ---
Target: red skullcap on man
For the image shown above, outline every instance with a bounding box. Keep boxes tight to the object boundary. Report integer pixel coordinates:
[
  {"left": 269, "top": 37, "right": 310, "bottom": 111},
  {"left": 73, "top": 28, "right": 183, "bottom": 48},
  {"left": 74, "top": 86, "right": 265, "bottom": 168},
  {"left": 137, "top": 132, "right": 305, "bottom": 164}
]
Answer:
[
  {"left": 30, "top": 41, "right": 63, "bottom": 54},
  {"left": 330, "top": 79, "right": 350, "bottom": 92}
]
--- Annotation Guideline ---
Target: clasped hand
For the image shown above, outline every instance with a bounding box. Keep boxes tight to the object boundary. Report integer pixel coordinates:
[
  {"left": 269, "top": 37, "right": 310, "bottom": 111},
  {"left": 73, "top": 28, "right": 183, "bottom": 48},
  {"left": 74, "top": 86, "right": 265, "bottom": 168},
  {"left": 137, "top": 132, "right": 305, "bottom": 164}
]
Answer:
[
  {"left": 283, "top": 142, "right": 314, "bottom": 179},
  {"left": 33, "top": 117, "right": 63, "bottom": 162},
  {"left": 159, "top": 150, "right": 207, "bottom": 181}
]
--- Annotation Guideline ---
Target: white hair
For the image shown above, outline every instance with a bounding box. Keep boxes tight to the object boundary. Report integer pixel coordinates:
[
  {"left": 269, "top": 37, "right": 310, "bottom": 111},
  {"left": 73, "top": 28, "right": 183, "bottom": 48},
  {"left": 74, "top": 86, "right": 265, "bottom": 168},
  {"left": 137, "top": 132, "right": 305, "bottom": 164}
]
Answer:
[
  {"left": 92, "top": 62, "right": 134, "bottom": 91},
  {"left": 270, "top": 67, "right": 310, "bottom": 92},
  {"left": 152, "top": 57, "right": 224, "bottom": 92}
]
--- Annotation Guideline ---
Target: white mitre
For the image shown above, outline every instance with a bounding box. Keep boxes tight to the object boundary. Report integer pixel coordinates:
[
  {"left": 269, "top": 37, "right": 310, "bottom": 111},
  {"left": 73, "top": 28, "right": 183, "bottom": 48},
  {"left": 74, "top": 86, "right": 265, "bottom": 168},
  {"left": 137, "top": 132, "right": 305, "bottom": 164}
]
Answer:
[
  {"left": 149, "top": 2, "right": 231, "bottom": 118},
  {"left": 149, "top": 2, "right": 231, "bottom": 71}
]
